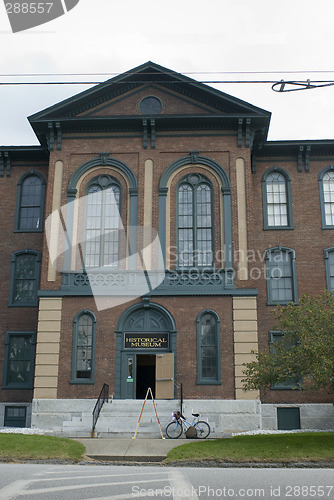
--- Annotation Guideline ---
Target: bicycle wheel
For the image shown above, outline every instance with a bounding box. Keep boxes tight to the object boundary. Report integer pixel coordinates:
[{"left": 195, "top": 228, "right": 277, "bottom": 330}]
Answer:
[
  {"left": 166, "top": 421, "right": 183, "bottom": 439},
  {"left": 195, "top": 421, "right": 210, "bottom": 438}
]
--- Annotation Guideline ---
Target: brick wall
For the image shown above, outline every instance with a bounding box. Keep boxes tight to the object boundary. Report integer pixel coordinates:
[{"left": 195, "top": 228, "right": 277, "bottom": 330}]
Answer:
[
  {"left": 2, "top": 80, "right": 333, "bottom": 408},
  {"left": 251, "top": 159, "right": 333, "bottom": 404},
  {"left": 0, "top": 162, "right": 48, "bottom": 403},
  {"left": 57, "top": 295, "right": 235, "bottom": 400}
]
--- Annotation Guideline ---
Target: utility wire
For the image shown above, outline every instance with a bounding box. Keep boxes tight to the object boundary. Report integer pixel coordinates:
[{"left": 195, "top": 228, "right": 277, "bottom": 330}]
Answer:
[
  {"left": 0, "top": 80, "right": 282, "bottom": 85},
  {"left": 1, "top": 70, "right": 334, "bottom": 77},
  {"left": 272, "top": 79, "right": 334, "bottom": 92},
  {"left": 1, "top": 69, "right": 334, "bottom": 91},
  {"left": 1, "top": 79, "right": 334, "bottom": 88}
]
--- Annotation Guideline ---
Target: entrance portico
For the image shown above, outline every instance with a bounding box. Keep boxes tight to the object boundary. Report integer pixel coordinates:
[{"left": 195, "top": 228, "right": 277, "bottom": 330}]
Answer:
[{"left": 115, "top": 301, "right": 177, "bottom": 399}]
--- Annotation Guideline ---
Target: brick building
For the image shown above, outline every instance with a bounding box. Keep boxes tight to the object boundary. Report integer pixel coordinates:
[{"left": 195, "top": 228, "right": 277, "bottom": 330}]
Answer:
[{"left": 0, "top": 62, "right": 333, "bottom": 434}]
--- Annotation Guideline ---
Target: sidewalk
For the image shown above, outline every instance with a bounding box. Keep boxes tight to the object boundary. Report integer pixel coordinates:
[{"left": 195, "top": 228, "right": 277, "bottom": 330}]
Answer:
[
  {"left": 74, "top": 437, "right": 200, "bottom": 462},
  {"left": 1, "top": 428, "right": 332, "bottom": 467},
  {"left": 72, "top": 437, "right": 334, "bottom": 468}
]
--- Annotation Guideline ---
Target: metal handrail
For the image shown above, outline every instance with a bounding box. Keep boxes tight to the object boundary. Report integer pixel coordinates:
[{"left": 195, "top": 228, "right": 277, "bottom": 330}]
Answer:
[
  {"left": 92, "top": 383, "right": 109, "bottom": 434},
  {"left": 180, "top": 383, "right": 183, "bottom": 417}
]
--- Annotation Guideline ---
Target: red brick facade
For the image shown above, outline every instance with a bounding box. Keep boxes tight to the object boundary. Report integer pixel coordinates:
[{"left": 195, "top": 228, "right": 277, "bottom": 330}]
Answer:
[{"left": 1, "top": 63, "right": 333, "bottom": 429}]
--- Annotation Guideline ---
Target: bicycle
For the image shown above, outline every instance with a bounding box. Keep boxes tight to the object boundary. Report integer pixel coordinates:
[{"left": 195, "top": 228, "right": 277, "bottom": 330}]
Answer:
[{"left": 165, "top": 411, "right": 210, "bottom": 439}]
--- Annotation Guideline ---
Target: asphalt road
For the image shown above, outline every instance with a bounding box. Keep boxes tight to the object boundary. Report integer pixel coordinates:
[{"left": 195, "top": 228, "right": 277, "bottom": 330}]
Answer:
[{"left": 0, "top": 463, "right": 332, "bottom": 499}]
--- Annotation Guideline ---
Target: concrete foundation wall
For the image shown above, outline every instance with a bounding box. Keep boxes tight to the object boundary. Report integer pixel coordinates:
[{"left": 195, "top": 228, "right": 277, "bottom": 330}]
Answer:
[
  {"left": 262, "top": 403, "right": 334, "bottom": 431},
  {"left": 31, "top": 399, "right": 96, "bottom": 432},
  {"left": 29, "top": 399, "right": 334, "bottom": 438}
]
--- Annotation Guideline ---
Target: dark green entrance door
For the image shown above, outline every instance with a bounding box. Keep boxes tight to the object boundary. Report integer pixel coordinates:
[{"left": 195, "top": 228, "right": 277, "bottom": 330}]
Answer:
[
  {"left": 120, "top": 351, "right": 159, "bottom": 399},
  {"left": 120, "top": 352, "right": 136, "bottom": 399}
]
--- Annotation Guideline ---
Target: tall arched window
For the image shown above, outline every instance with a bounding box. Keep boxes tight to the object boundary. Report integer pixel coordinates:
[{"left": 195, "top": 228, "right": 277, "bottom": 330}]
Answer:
[
  {"left": 71, "top": 311, "right": 96, "bottom": 383},
  {"left": 266, "top": 247, "right": 297, "bottom": 304},
  {"left": 325, "top": 247, "right": 334, "bottom": 291},
  {"left": 9, "top": 250, "right": 41, "bottom": 306},
  {"left": 262, "top": 169, "right": 293, "bottom": 229},
  {"left": 196, "top": 311, "right": 221, "bottom": 384},
  {"left": 84, "top": 175, "right": 121, "bottom": 268},
  {"left": 177, "top": 174, "right": 213, "bottom": 267},
  {"left": 319, "top": 167, "right": 334, "bottom": 228},
  {"left": 15, "top": 172, "right": 45, "bottom": 231}
]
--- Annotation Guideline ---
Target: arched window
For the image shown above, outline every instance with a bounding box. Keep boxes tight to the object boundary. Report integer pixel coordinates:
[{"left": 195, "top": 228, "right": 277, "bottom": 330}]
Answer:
[
  {"left": 196, "top": 311, "right": 221, "bottom": 384},
  {"left": 262, "top": 169, "right": 293, "bottom": 229},
  {"left": 3, "top": 331, "right": 36, "bottom": 389},
  {"left": 71, "top": 311, "right": 96, "bottom": 383},
  {"left": 266, "top": 247, "right": 297, "bottom": 304},
  {"left": 319, "top": 167, "right": 334, "bottom": 228},
  {"left": 177, "top": 174, "right": 213, "bottom": 267},
  {"left": 9, "top": 250, "right": 41, "bottom": 306},
  {"left": 325, "top": 247, "right": 334, "bottom": 291},
  {"left": 15, "top": 172, "right": 45, "bottom": 231},
  {"left": 84, "top": 175, "right": 121, "bottom": 268}
]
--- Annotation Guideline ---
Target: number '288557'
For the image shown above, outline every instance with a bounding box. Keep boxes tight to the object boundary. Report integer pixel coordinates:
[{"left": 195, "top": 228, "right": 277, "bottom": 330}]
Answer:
[{"left": 5, "top": 3, "right": 54, "bottom": 14}]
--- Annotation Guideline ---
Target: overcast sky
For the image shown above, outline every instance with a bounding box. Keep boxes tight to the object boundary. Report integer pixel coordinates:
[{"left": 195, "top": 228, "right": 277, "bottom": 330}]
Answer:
[{"left": 1, "top": 0, "right": 334, "bottom": 145}]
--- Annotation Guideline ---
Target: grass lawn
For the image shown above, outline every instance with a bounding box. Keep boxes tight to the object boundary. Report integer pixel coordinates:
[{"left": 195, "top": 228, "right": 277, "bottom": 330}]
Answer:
[
  {"left": 165, "top": 432, "right": 334, "bottom": 464},
  {"left": 0, "top": 433, "right": 86, "bottom": 462}
]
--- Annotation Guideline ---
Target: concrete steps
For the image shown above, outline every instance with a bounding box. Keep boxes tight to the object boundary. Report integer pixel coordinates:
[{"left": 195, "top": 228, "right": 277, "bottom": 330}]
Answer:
[
  {"left": 55, "top": 399, "right": 219, "bottom": 438},
  {"left": 45, "top": 399, "right": 183, "bottom": 438},
  {"left": 32, "top": 398, "right": 263, "bottom": 437},
  {"left": 94, "top": 400, "right": 181, "bottom": 438}
]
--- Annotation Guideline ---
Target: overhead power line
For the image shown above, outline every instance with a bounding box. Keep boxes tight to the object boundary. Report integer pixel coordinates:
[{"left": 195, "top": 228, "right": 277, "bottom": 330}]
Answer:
[
  {"left": 1, "top": 79, "right": 334, "bottom": 90},
  {"left": 272, "top": 79, "right": 334, "bottom": 92},
  {"left": 1, "top": 70, "right": 334, "bottom": 78},
  {"left": 0, "top": 70, "right": 334, "bottom": 92},
  {"left": 0, "top": 80, "right": 283, "bottom": 86}
]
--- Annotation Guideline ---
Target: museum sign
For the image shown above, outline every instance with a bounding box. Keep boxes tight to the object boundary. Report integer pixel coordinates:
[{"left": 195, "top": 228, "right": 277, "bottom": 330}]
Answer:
[{"left": 124, "top": 333, "right": 169, "bottom": 349}]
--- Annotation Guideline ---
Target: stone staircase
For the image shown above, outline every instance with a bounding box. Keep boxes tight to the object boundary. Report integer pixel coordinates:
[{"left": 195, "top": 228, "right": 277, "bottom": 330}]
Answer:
[
  {"left": 35, "top": 398, "right": 261, "bottom": 438},
  {"left": 60, "top": 399, "right": 187, "bottom": 438},
  {"left": 93, "top": 399, "right": 179, "bottom": 438}
]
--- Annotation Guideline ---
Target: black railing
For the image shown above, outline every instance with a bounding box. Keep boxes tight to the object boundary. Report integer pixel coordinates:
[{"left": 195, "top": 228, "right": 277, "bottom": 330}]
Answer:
[
  {"left": 180, "top": 383, "right": 183, "bottom": 417},
  {"left": 92, "top": 383, "right": 109, "bottom": 434}
]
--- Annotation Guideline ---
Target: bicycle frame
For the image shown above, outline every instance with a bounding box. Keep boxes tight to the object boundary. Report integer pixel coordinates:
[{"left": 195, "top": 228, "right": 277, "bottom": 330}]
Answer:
[
  {"left": 179, "top": 415, "right": 197, "bottom": 430},
  {"left": 166, "top": 412, "right": 210, "bottom": 439}
]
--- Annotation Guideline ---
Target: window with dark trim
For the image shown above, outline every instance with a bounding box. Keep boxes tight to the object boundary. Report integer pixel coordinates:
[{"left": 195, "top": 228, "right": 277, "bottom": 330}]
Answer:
[
  {"left": 84, "top": 175, "right": 121, "bottom": 268},
  {"left": 9, "top": 250, "right": 41, "bottom": 306},
  {"left": 266, "top": 247, "right": 297, "bottom": 305},
  {"left": 177, "top": 174, "right": 213, "bottom": 267},
  {"left": 2, "top": 331, "right": 36, "bottom": 389},
  {"left": 4, "top": 406, "right": 27, "bottom": 427},
  {"left": 196, "top": 310, "right": 221, "bottom": 384},
  {"left": 319, "top": 166, "right": 334, "bottom": 228},
  {"left": 269, "top": 331, "right": 301, "bottom": 390},
  {"left": 325, "top": 247, "right": 334, "bottom": 291},
  {"left": 262, "top": 168, "right": 293, "bottom": 230},
  {"left": 277, "top": 407, "right": 301, "bottom": 430},
  {"left": 15, "top": 172, "right": 45, "bottom": 232},
  {"left": 71, "top": 311, "right": 96, "bottom": 384}
]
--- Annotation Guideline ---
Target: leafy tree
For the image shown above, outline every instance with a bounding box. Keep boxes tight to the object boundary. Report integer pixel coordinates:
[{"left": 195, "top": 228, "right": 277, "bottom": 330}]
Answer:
[{"left": 242, "top": 291, "right": 334, "bottom": 395}]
